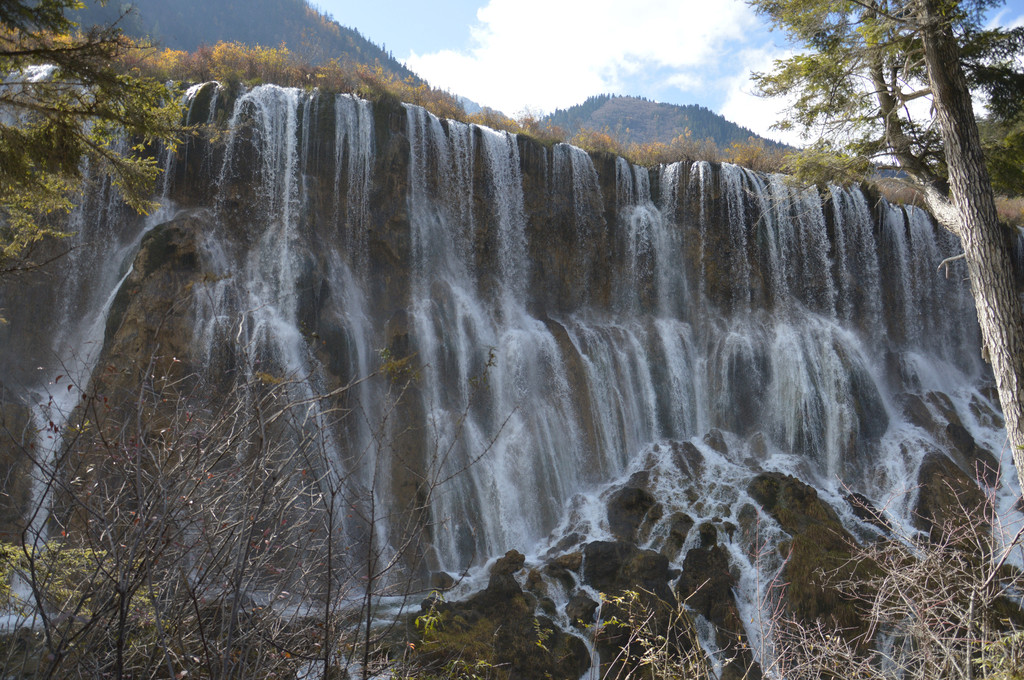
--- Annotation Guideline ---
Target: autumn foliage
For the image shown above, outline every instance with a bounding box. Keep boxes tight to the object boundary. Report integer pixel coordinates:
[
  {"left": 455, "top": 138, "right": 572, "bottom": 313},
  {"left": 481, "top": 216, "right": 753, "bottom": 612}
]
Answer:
[{"left": 116, "top": 40, "right": 790, "bottom": 172}]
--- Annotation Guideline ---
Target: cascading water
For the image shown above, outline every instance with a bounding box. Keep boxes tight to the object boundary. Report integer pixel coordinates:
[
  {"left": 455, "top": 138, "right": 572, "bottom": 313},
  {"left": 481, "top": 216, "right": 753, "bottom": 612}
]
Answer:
[{"left": 1, "top": 84, "right": 1015, "bottom": 672}]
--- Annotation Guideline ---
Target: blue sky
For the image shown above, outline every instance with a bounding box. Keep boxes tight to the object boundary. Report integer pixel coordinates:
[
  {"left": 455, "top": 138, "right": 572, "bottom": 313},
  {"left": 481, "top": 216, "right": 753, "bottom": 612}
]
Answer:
[{"left": 312, "top": 0, "right": 1024, "bottom": 144}]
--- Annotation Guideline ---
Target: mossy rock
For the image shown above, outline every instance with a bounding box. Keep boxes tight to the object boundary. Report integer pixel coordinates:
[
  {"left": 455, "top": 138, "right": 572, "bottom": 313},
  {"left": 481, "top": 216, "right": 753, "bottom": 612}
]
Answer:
[
  {"left": 606, "top": 486, "right": 658, "bottom": 543},
  {"left": 914, "top": 451, "right": 989, "bottom": 544},
  {"left": 407, "top": 550, "right": 590, "bottom": 679},
  {"left": 0, "top": 393, "right": 34, "bottom": 541},
  {"left": 748, "top": 472, "right": 867, "bottom": 638}
]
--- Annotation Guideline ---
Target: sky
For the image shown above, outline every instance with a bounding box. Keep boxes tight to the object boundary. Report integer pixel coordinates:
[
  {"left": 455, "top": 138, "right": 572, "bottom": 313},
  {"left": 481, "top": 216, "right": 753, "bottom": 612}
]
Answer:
[{"left": 313, "top": 0, "right": 1024, "bottom": 145}]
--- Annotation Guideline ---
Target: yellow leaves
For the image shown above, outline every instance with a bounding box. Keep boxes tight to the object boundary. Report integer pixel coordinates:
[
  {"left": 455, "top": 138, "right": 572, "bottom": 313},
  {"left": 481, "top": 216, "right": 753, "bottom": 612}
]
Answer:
[
  {"left": 255, "top": 371, "right": 285, "bottom": 386},
  {"left": 725, "top": 136, "right": 792, "bottom": 173},
  {"left": 571, "top": 126, "right": 624, "bottom": 156},
  {"left": 378, "top": 348, "right": 420, "bottom": 384}
]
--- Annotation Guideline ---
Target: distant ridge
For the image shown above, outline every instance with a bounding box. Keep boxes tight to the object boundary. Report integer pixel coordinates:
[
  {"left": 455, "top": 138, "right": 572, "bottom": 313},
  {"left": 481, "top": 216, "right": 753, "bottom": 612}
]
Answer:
[
  {"left": 73, "top": 0, "right": 416, "bottom": 80},
  {"left": 544, "top": 94, "right": 786, "bottom": 149}
]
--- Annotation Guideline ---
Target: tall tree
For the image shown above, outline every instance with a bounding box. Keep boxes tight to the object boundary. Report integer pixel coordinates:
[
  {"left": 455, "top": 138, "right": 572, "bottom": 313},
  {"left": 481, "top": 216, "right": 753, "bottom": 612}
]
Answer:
[
  {"left": 0, "top": 0, "right": 181, "bottom": 273},
  {"left": 751, "top": 0, "right": 1024, "bottom": 490}
]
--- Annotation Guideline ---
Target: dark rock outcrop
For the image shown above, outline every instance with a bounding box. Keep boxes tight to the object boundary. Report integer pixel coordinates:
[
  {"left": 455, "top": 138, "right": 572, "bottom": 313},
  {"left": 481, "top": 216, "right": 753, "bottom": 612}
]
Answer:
[
  {"left": 607, "top": 485, "right": 661, "bottom": 543},
  {"left": 581, "top": 541, "right": 707, "bottom": 675},
  {"left": 677, "top": 541, "right": 761, "bottom": 680},
  {"left": 747, "top": 472, "right": 865, "bottom": 637},
  {"left": 660, "top": 512, "right": 694, "bottom": 560},
  {"left": 409, "top": 550, "right": 590, "bottom": 679},
  {"left": 0, "top": 392, "right": 34, "bottom": 541},
  {"left": 914, "top": 452, "right": 989, "bottom": 542}
]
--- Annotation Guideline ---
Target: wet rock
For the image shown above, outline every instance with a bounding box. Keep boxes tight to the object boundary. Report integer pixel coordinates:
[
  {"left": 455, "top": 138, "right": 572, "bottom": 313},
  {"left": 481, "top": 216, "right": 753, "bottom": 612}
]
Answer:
[
  {"left": 678, "top": 542, "right": 760, "bottom": 680},
  {"left": 914, "top": 452, "right": 989, "bottom": 542},
  {"left": 104, "top": 215, "right": 206, "bottom": 394},
  {"left": 583, "top": 540, "right": 676, "bottom": 606},
  {"left": 898, "top": 392, "right": 938, "bottom": 433},
  {"left": 525, "top": 568, "right": 546, "bottom": 597},
  {"left": 429, "top": 571, "right": 456, "bottom": 591},
  {"left": 747, "top": 472, "right": 865, "bottom": 638},
  {"left": 547, "top": 531, "right": 584, "bottom": 555},
  {"left": 926, "top": 391, "right": 962, "bottom": 429},
  {"left": 541, "top": 563, "right": 576, "bottom": 592},
  {"left": 412, "top": 548, "right": 590, "bottom": 679},
  {"left": 584, "top": 540, "right": 709, "bottom": 677},
  {"left": 970, "top": 392, "right": 1004, "bottom": 430},
  {"left": 660, "top": 512, "right": 694, "bottom": 560},
  {"left": 551, "top": 551, "right": 582, "bottom": 572},
  {"left": 748, "top": 472, "right": 842, "bottom": 531},
  {"left": 703, "top": 428, "right": 729, "bottom": 455},
  {"left": 697, "top": 521, "right": 718, "bottom": 547},
  {"left": 844, "top": 492, "right": 892, "bottom": 533},
  {"left": 748, "top": 431, "right": 769, "bottom": 459},
  {"left": 945, "top": 423, "right": 1000, "bottom": 487},
  {"left": 626, "top": 470, "right": 651, "bottom": 489},
  {"left": 736, "top": 503, "right": 760, "bottom": 555},
  {"left": 847, "top": 354, "right": 889, "bottom": 445},
  {"left": 607, "top": 486, "right": 658, "bottom": 543},
  {"left": 484, "top": 550, "right": 525, "bottom": 600},
  {"left": 670, "top": 440, "right": 705, "bottom": 479},
  {"left": 566, "top": 591, "right": 599, "bottom": 628}
]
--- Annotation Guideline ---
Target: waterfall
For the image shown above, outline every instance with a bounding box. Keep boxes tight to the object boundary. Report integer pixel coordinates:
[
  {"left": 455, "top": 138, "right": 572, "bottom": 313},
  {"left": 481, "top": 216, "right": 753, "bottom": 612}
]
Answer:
[{"left": 0, "top": 89, "right": 1010, "bottom": 668}]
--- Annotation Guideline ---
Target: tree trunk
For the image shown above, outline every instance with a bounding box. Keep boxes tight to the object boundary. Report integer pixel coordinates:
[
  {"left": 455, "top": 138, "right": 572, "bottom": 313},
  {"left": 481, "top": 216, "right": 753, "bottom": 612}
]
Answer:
[{"left": 916, "top": 0, "right": 1024, "bottom": 491}]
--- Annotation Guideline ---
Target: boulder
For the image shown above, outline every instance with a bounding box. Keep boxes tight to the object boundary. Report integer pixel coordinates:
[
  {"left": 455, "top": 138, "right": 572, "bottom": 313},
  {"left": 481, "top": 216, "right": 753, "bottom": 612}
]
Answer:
[
  {"left": 429, "top": 571, "right": 456, "bottom": 591},
  {"left": 566, "top": 591, "right": 599, "bottom": 628},
  {"left": 945, "top": 423, "right": 1000, "bottom": 487},
  {"left": 410, "top": 549, "right": 590, "bottom": 679},
  {"left": 914, "top": 452, "right": 989, "bottom": 543},
  {"left": 748, "top": 472, "right": 865, "bottom": 638},
  {"left": 660, "top": 512, "right": 694, "bottom": 560},
  {"left": 670, "top": 440, "right": 706, "bottom": 479},
  {"left": 550, "top": 551, "right": 582, "bottom": 572},
  {"left": 582, "top": 541, "right": 676, "bottom": 605},
  {"left": 607, "top": 485, "right": 660, "bottom": 543},
  {"left": 703, "top": 428, "right": 729, "bottom": 455},
  {"left": 678, "top": 542, "right": 760, "bottom": 680}
]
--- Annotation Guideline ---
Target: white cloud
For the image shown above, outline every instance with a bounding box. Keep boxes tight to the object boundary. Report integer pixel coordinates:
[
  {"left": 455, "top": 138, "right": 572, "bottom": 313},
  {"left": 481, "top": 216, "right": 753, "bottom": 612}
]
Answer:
[
  {"left": 718, "top": 46, "right": 805, "bottom": 147},
  {"left": 987, "top": 9, "right": 1024, "bottom": 29},
  {"left": 406, "top": 0, "right": 759, "bottom": 115}
]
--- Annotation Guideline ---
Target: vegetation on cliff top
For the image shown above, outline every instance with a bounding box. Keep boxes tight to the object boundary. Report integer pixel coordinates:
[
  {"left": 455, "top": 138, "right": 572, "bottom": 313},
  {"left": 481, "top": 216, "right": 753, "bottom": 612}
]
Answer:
[{"left": 71, "top": 0, "right": 416, "bottom": 80}]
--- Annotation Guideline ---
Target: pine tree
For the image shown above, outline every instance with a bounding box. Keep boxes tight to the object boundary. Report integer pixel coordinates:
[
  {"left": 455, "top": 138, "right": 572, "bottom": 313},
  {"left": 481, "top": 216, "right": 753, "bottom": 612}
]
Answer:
[{"left": 0, "top": 0, "right": 182, "bottom": 273}]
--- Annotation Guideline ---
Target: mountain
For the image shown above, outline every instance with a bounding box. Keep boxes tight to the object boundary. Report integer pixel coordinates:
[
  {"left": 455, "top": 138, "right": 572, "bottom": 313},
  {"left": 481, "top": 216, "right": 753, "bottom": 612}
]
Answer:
[
  {"left": 544, "top": 93, "right": 785, "bottom": 148},
  {"left": 72, "top": 0, "right": 416, "bottom": 79}
]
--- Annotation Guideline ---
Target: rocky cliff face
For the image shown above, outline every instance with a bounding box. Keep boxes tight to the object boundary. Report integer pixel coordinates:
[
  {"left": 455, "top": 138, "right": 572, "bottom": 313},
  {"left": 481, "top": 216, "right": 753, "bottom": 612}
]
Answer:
[{"left": 0, "top": 83, "right": 1016, "bottom": 676}]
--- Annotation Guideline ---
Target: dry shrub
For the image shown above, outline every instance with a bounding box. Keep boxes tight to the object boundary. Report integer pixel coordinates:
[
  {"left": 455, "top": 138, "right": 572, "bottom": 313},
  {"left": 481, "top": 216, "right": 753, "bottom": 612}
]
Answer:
[
  {"left": 725, "top": 136, "right": 790, "bottom": 173},
  {"left": 625, "top": 131, "right": 722, "bottom": 166},
  {"left": 515, "top": 109, "right": 566, "bottom": 146},
  {"left": 126, "top": 41, "right": 468, "bottom": 123},
  {"left": 571, "top": 127, "right": 625, "bottom": 156},
  {"left": 874, "top": 178, "right": 927, "bottom": 207},
  {"left": 466, "top": 107, "right": 520, "bottom": 134},
  {"left": 995, "top": 195, "right": 1024, "bottom": 227}
]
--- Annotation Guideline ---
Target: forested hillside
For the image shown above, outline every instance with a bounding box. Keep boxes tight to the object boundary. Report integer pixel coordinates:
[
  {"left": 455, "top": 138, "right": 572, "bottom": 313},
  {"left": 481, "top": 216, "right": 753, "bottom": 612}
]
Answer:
[
  {"left": 73, "top": 0, "right": 415, "bottom": 79},
  {"left": 545, "top": 93, "right": 785, "bottom": 148}
]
